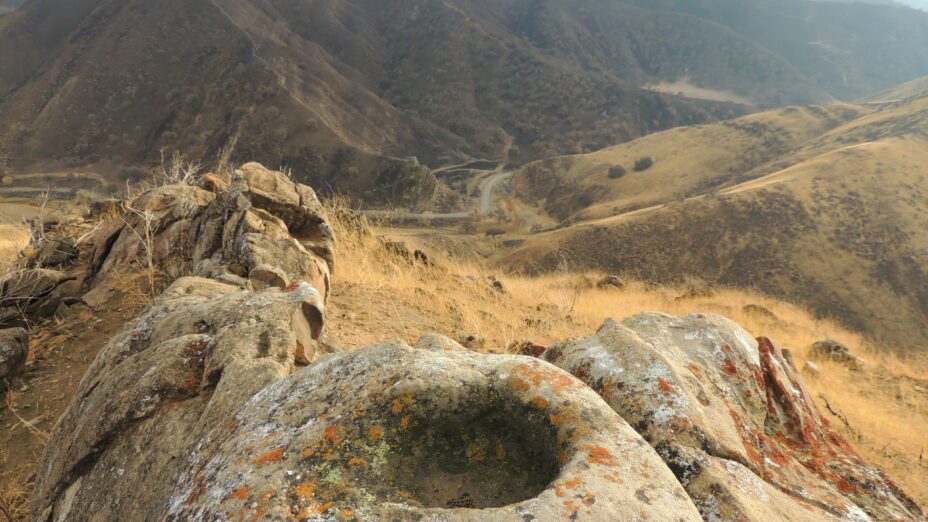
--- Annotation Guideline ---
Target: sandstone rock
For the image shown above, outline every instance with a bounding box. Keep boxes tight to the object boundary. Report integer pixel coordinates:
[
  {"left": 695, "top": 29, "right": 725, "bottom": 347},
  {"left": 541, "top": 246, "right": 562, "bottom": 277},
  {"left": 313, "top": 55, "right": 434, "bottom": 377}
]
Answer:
[
  {"left": 0, "top": 269, "right": 76, "bottom": 327},
  {"left": 809, "top": 339, "right": 863, "bottom": 369},
  {"left": 0, "top": 327, "right": 27, "bottom": 385},
  {"left": 31, "top": 276, "right": 330, "bottom": 521},
  {"left": 742, "top": 303, "right": 780, "bottom": 322},
  {"left": 541, "top": 312, "right": 923, "bottom": 521},
  {"left": 596, "top": 275, "right": 625, "bottom": 290},
  {"left": 166, "top": 342, "right": 702, "bottom": 521},
  {"left": 88, "top": 164, "right": 334, "bottom": 301}
]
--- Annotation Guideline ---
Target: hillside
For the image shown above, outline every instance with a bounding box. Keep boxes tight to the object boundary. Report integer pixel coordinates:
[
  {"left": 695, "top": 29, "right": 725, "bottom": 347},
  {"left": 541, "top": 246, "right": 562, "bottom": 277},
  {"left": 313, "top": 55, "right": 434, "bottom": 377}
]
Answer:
[
  {"left": 507, "top": 93, "right": 928, "bottom": 351},
  {"left": 2, "top": 0, "right": 928, "bottom": 207}
]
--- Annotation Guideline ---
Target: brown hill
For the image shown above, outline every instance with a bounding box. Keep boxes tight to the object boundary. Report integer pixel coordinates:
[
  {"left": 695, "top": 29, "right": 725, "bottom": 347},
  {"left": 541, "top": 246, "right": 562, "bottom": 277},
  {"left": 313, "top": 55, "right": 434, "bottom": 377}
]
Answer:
[
  {"left": 4, "top": 0, "right": 928, "bottom": 207},
  {"left": 507, "top": 94, "right": 928, "bottom": 350}
]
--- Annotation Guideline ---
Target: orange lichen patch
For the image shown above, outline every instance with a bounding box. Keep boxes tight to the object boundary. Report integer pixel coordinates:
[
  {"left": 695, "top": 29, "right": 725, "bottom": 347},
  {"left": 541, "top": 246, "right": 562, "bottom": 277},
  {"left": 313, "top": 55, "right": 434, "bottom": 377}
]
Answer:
[
  {"left": 323, "top": 426, "right": 340, "bottom": 444},
  {"left": 294, "top": 482, "right": 316, "bottom": 500},
  {"left": 254, "top": 448, "right": 284, "bottom": 466},
  {"left": 604, "top": 473, "right": 624, "bottom": 484},
  {"left": 559, "top": 453, "right": 570, "bottom": 463},
  {"left": 531, "top": 396, "right": 550, "bottom": 409},
  {"left": 585, "top": 446, "right": 618, "bottom": 466},
  {"left": 563, "top": 499, "right": 579, "bottom": 513},
  {"left": 550, "top": 414, "right": 561, "bottom": 426},
  {"left": 656, "top": 377, "right": 674, "bottom": 393},
  {"left": 565, "top": 477, "right": 583, "bottom": 489},
  {"left": 581, "top": 493, "right": 596, "bottom": 506},
  {"left": 367, "top": 427, "right": 383, "bottom": 441},
  {"left": 226, "top": 487, "right": 250, "bottom": 501},
  {"left": 391, "top": 399, "right": 404, "bottom": 414},
  {"left": 342, "top": 508, "right": 355, "bottom": 518},
  {"left": 510, "top": 375, "right": 531, "bottom": 392},
  {"left": 296, "top": 507, "right": 312, "bottom": 519},
  {"left": 348, "top": 457, "right": 368, "bottom": 467},
  {"left": 400, "top": 416, "right": 410, "bottom": 429},
  {"left": 282, "top": 280, "right": 302, "bottom": 293}
]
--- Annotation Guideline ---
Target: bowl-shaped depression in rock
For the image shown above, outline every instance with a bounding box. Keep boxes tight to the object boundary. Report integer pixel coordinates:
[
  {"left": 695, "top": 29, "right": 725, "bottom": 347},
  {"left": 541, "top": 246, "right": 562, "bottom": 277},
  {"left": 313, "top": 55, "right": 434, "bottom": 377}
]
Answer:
[{"left": 166, "top": 340, "right": 701, "bottom": 521}]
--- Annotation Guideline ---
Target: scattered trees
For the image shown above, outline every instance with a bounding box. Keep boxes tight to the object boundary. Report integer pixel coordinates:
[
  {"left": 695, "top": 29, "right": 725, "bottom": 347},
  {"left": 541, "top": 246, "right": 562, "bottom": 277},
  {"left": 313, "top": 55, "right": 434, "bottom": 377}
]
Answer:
[{"left": 607, "top": 165, "right": 627, "bottom": 179}]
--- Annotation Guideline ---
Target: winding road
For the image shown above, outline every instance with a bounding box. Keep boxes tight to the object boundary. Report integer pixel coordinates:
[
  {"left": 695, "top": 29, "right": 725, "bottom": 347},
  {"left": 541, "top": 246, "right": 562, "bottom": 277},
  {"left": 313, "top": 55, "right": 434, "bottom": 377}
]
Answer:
[{"left": 358, "top": 169, "right": 513, "bottom": 221}]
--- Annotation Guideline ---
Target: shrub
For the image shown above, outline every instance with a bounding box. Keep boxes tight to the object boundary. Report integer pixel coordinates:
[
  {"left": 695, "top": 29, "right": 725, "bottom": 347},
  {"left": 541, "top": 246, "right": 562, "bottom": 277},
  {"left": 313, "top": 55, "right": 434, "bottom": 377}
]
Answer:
[
  {"left": 607, "top": 165, "right": 626, "bottom": 179},
  {"left": 633, "top": 157, "right": 654, "bottom": 172}
]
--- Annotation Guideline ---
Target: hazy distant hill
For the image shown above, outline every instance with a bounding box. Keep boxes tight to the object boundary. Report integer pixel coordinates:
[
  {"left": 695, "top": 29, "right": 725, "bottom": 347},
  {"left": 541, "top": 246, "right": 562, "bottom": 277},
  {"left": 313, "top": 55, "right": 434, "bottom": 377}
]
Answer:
[
  {"left": 508, "top": 94, "right": 928, "bottom": 350},
  {"left": 1, "top": 0, "right": 927, "bottom": 204}
]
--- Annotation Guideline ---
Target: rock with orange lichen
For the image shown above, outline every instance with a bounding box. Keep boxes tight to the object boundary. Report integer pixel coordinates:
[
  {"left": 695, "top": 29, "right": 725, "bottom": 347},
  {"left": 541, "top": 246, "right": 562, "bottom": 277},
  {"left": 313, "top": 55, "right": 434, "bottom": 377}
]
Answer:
[
  {"left": 541, "top": 312, "right": 925, "bottom": 521},
  {"left": 30, "top": 276, "right": 332, "bottom": 522},
  {"left": 88, "top": 162, "right": 334, "bottom": 301},
  {"left": 165, "top": 341, "right": 702, "bottom": 521}
]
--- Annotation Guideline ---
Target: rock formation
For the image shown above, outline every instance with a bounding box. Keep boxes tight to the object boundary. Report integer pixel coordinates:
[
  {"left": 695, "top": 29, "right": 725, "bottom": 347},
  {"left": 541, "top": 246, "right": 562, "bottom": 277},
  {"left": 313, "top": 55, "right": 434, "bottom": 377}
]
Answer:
[
  {"left": 25, "top": 164, "right": 924, "bottom": 521},
  {"left": 540, "top": 313, "right": 924, "bottom": 521}
]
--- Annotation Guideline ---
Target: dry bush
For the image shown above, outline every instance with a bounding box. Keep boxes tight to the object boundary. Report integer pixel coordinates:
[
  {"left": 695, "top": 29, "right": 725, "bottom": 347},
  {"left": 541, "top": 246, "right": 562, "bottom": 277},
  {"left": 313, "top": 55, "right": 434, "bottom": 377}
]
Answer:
[
  {"left": 320, "top": 197, "right": 928, "bottom": 505},
  {"left": 0, "top": 479, "right": 29, "bottom": 522}
]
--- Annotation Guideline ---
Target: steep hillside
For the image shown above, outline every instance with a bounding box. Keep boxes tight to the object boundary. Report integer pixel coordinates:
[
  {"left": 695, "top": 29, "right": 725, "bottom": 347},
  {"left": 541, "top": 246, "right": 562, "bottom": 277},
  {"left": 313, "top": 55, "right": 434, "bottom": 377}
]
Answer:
[
  {"left": 627, "top": 0, "right": 928, "bottom": 101},
  {"left": 507, "top": 94, "right": 928, "bottom": 350},
  {"left": 0, "top": 0, "right": 753, "bottom": 197},
  {"left": 3, "top": 0, "right": 928, "bottom": 206}
]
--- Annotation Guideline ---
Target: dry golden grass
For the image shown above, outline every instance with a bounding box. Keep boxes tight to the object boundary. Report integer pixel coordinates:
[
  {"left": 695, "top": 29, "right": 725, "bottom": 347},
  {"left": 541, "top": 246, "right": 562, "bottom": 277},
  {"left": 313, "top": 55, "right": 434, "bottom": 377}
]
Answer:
[{"left": 323, "top": 203, "right": 928, "bottom": 506}]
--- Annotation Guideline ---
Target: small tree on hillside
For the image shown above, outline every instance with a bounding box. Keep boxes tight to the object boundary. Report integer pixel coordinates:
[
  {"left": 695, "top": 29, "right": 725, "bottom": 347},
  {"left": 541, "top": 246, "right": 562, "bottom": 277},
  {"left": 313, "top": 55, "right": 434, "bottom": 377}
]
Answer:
[
  {"left": 607, "top": 165, "right": 627, "bottom": 179},
  {"left": 633, "top": 156, "right": 654, "bottom": 172}
]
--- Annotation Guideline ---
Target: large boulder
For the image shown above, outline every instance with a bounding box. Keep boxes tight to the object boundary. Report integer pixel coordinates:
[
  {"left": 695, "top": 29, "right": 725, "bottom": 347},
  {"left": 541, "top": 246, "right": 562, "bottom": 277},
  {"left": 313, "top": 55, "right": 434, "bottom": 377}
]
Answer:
[
  {"left": 166, "top": 340, "right": 702, "bottom": 521},
  {"left": 541, "top": 313, "right": 923, "bottom": 521},
  {"left": 31, "top": 276, "right": 330, "bottom": 521},
  {"left": 0, "top": 327, "right": 27, "bottom": 385},
  {"left": 89, "top": 163, "right": 334, "bottom": 301},
  {"left": 0, "top": 269, "right": 77, "bottom": 327}
]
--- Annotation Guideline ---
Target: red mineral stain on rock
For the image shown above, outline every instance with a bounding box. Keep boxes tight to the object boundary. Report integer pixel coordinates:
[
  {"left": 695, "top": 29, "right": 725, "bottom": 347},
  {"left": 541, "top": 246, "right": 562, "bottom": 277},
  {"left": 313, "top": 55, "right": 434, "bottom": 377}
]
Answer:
[{"left": 656, "top": 377, "right": 673, "bottom": 393}]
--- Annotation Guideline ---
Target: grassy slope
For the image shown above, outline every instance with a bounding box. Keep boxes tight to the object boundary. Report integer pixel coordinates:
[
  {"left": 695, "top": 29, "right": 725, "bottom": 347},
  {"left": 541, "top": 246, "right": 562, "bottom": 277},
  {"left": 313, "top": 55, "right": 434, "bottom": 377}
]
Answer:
[
  {"left": 507, "top": 94, "right": 928, "bottom": 350},
  {"left": 323, "top": 210, "right": 928, "bottom": 507}
]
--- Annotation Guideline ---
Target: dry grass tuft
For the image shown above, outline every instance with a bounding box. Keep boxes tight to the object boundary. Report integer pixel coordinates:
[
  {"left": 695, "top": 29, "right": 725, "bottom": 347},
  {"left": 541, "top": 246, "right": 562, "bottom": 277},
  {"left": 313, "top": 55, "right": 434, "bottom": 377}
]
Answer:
[{"left": 321, "top": 199, "right": 928, "bottom": 506}]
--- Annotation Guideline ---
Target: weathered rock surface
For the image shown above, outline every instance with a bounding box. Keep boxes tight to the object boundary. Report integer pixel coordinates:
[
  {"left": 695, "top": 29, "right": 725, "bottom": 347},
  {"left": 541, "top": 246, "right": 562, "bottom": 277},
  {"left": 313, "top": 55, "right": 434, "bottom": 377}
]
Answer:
[
  {"left": 541, "top": 313, "right": 924, "bottom": 521},
  {"left": 33, "top": 237, "right": 78, "bottom": 269},
  {"left": 31, "top": 276, "right": 330, "bottom": 521},
  {"left": 89, "top": 163, "right": 334, "bottom": 301},
  {"left": 0, "top": 269, "right": 78, "bottom": 327},
  {"left": 0, "top": 327, "right": 27, "bottom": 385},
  {"left": 809, "top": 339, "right": 863, "bottom": 369},
  {"left": 166, "top": 341, "right": 701, "bottom": 521}
]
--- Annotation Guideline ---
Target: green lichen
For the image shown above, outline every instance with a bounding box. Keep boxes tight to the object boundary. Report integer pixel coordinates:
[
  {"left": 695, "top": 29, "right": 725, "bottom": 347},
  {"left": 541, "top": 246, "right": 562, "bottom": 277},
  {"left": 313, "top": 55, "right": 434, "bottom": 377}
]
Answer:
[{"left": 323, "top": 466, "right": 342, "bottom": 485}]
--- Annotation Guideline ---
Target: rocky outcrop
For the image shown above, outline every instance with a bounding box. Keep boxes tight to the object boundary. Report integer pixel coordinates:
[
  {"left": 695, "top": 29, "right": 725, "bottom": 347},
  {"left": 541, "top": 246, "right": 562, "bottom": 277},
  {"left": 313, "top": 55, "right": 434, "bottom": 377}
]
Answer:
[
  {"left": 0, "top": 327, "right": 27, "bottom": 386},
  {"left": 166, "top": 340, "right": 701, "bottom": 521},
  {"left": 0, "top": 269, "right": 78, "bottom": 327},
  {"left": 541, "top": 313, "right": 924, "bottom": 521},
  {"left": 27, "top": 165, "right": 923, "bottom": 521},
  {"left": 89, "top": 163, "right": 334, "bottom": 301},
  {"left": 31, "top": 276, "right": 329, "bottom": 521},
  {"left": 809, "top": 339, "right": 863, "bottom": 369}
]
